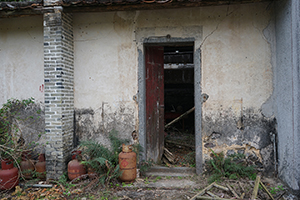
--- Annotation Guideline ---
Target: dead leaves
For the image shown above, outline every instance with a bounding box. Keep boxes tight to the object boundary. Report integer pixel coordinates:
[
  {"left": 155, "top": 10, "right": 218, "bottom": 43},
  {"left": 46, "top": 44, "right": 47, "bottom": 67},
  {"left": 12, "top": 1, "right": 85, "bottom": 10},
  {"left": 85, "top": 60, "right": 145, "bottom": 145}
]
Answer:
[{"left": 8, "top": 184, "right": 67, "bottom": 200}]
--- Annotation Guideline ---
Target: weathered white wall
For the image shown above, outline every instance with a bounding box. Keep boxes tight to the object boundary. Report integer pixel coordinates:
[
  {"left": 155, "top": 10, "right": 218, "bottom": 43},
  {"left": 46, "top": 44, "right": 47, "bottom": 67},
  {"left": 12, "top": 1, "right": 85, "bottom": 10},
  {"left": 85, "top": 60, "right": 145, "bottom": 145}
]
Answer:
[
  {"left": 73, "top": 2, "right": 275, "bottom": 170},
  {"left": 0, "top": 16, "right": 44, "bottom": 105},
  {"left": 73, "top": 12, "right": 138, "bottom": 144}
]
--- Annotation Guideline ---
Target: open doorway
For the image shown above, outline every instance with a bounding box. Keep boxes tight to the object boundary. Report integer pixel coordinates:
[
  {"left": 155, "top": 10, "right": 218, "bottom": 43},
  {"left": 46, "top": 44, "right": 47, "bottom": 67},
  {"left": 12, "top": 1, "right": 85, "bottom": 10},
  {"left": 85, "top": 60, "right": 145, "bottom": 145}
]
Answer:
[
  {"left": 163, "top": 45, "right": 195, "bottom": 167},
  {"left": 145, "top": 43, "right": 195, "bottom": 167}
]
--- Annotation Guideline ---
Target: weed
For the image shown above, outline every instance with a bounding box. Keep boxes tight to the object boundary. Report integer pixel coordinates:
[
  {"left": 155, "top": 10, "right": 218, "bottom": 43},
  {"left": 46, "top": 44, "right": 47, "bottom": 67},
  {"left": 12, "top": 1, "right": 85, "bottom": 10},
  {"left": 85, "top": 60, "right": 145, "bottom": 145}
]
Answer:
[
  {"left": 166, "top": 176, "right": 171, "bottom": 179},
  {"left": 58, "top": 173, "right": 75, "bottom": 196},
  {"left": 139, "top": 159, "right": 154, "bottom": 173},
  {"left": 270, "top": 185, "right": 284, "bottom": 194},
  {"left": 205, "top": 149, "right": 256, "bottom": 183},
  {"left": 80, "top": 130, "right": 129, "bottom": 186},
  {"left": 144, "top": 177, "right": 150, "bottom": 184},
  {"left": 98, "top": 190, "right": 114, "bottom": 200}
]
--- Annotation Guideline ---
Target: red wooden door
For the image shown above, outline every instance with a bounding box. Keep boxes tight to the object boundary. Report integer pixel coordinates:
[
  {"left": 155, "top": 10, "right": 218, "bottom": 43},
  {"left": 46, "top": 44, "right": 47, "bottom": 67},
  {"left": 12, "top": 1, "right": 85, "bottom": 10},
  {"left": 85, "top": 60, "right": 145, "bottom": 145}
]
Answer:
[{"left": 145, "top": 46, "right": 164, "bottom": 163}]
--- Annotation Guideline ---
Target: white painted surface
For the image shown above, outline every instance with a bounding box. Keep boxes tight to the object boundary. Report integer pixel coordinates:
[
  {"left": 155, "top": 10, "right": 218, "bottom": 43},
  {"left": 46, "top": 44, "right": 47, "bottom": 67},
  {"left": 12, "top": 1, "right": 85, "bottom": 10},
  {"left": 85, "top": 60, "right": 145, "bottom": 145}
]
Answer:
[
  {"left": 73, "top": 2, "right": 273, "bottom": 126},
  {"left": 0, "top": 16, "right": 44, "bottom": 105}
]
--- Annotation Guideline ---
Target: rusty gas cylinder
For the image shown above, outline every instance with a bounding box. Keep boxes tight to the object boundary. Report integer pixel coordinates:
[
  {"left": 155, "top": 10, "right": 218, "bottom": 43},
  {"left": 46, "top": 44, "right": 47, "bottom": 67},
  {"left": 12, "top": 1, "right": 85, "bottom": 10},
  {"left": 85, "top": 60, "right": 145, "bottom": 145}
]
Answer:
[
  {"left": 20, "top": 151, "right": 35, "bottom": 180},
  {"left": 0, "top": 159, "right": 19, "bottom": 190},
  {"left": 119, "top": 144, "right": 136, "bottom": 183},
  {"left": 35, "top": 154, "right": 46, "bottom": 180},
  {"left": 68, "top": 151, "right": 86, "bottom": 181}
]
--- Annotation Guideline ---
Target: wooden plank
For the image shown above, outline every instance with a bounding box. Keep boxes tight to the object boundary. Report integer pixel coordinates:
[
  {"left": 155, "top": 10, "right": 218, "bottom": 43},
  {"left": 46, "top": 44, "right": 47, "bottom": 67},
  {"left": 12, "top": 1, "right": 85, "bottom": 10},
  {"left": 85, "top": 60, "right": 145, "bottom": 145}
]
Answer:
[
  {"left": 190, "top": 182, "right": 215, "bottom": 200},
  {"left": 226, "top": 183, "right": 239, "bottom": 199},
  {"left": 214, "top": 183, "right": 229, "bottom": 191},
  {"left": 163, "top": 147, "right": 175, "bottom": 163},
  {"left": 206, "top": 191, "right": 218, "bottom": 198},
  {"left": 251, "top": 175, "right": 261, "bottom": 200}
]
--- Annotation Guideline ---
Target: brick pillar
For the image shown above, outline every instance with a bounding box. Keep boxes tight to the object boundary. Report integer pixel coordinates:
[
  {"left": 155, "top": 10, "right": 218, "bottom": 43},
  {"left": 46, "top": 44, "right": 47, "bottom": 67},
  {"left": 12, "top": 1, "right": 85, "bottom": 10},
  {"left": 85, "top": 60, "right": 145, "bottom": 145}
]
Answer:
[{"left": 43, "top": 7, "right": 74, "bottom": 179}]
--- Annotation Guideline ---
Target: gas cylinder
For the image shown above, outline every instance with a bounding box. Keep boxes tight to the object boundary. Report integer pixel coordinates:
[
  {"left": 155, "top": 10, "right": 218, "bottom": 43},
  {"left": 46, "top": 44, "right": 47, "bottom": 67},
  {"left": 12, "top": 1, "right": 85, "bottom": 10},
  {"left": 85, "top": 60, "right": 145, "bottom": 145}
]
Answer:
[
  {"left": 119, "top": 144, "right": 136, "bottom": 183},
  {"left": 0, "top": 159, "right": 19, "bottom": 190},
  {"left": 68, "top": 151, "right": 86, "bottom": 181},
  {"left": 20, "top": 151, "right": 35, "bottom": 180},
  {"left": 35, "top": 154, "right": 46, "bottom": 180}
]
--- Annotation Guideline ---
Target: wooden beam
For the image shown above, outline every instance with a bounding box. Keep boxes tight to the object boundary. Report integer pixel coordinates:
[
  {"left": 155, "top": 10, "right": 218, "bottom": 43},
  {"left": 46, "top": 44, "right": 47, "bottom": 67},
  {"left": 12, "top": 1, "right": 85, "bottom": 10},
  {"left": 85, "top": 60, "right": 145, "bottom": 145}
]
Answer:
[{"left": 0, "top": 0, "right": 274, "bottom": 18}]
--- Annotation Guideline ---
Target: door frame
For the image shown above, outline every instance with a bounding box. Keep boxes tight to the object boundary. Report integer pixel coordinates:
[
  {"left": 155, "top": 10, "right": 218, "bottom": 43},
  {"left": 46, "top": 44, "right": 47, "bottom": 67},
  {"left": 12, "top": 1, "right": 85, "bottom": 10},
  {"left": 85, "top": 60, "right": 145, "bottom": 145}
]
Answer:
[{"left": 138, "top": 37, "right": 203, "bottom": 174}]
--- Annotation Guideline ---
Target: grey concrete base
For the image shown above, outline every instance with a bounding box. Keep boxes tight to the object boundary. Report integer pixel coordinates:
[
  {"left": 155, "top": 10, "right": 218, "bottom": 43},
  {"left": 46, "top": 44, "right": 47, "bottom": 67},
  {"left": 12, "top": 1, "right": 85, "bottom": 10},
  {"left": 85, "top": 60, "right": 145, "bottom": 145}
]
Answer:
[
  {"left": 142, "top": 166, "right": 196, "bottom": 177},
  {"left": 133, "top": 178, "right": 197, "bottom": 189}
]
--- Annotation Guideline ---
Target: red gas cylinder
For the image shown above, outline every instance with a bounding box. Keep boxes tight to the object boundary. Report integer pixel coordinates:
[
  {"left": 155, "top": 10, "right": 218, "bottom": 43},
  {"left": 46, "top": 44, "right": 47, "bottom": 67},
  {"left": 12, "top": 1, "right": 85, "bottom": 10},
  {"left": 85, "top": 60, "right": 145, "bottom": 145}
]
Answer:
[
  {"left": 35, "top": 154, "right": 46, "bottom": 180},
  {"left": 20, "top": 151, "right": 35, "bottom": 180},
  {"left": 68, "top": 151, "right": 86, "bottom": 181},
  {"left": 119, "top": 144, "right": 136, "bottom": 183},
  {"left": 0, "top": 159, "right": 19, "bottom": 190}
]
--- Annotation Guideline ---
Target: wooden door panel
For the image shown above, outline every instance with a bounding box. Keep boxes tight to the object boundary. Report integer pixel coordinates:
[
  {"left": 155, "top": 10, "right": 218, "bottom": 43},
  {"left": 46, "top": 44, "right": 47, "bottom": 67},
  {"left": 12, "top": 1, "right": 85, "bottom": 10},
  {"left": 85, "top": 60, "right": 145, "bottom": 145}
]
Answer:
[{"left": 145, "top": 46, "right": 164, "bottom": 163}]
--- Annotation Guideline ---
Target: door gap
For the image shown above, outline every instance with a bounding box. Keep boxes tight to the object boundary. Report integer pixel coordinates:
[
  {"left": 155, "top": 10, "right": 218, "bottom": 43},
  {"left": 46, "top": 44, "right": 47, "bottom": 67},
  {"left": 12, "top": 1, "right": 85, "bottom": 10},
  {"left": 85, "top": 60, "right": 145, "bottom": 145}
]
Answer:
[{"left": 163, "top": 45, "right": 195, "bottom": 167}]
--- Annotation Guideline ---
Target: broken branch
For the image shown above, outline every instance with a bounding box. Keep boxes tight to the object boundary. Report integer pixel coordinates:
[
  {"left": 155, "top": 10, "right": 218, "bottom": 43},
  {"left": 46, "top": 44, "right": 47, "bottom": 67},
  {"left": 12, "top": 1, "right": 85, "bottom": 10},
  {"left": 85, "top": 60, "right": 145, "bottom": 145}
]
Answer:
[
  {"left": 165, "top": 107, "right": 195, "bottom": 129},
  {"left": 260, "top": 181, "right": 275, "bottom": 200}
]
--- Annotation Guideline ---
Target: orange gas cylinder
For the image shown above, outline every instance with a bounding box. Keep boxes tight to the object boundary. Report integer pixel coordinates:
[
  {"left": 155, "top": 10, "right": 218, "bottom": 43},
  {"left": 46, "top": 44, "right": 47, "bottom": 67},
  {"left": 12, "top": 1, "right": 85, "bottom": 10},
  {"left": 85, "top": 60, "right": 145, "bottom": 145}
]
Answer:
[
  {"left": 35, "top": 154, "right": 46, "bottom": 180},
  {"left": 68, "top": 151, "right": 86, "bottom": 181},
  {"left": 0, "top": 159, "right": 19, "bottom": 190},
  {"left": 119, "top": 144, "right": 136, "bottom": 183}
]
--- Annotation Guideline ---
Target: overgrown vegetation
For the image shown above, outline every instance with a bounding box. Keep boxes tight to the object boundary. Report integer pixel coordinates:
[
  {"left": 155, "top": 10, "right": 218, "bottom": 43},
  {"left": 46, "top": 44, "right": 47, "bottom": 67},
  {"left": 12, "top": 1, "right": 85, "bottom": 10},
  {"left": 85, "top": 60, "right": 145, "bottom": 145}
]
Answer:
[
  {"left": 0, "top": 98, "right": 43, "bottom": 164},
  {"left": 205, "top": 149, "right": 257, "bottom": 183},
  {"left": 80, "top": 130, "right": 130, "bottom": 186},
  {"left": 139, "top": 159, "right": 154, "bottom": 173}
]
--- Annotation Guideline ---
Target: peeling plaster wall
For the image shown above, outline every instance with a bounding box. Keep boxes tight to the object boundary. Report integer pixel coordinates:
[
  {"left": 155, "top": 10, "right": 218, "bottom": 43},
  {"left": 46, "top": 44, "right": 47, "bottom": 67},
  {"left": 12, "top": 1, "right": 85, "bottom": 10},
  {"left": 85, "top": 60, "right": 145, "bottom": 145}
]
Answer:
[
  {"left": 73, "top": 2, "right": 275, "bottom": 172},
  {"left": 0, "top": 16, "right": 44, "bottom": 105}
]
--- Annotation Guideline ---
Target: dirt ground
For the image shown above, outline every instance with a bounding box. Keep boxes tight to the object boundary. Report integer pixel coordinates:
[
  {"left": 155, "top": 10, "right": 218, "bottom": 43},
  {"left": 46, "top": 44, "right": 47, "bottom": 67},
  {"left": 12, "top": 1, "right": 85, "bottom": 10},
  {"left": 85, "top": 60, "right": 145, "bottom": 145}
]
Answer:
[{"left": 0, "top": 174, "right": 298, "bottom": 200}]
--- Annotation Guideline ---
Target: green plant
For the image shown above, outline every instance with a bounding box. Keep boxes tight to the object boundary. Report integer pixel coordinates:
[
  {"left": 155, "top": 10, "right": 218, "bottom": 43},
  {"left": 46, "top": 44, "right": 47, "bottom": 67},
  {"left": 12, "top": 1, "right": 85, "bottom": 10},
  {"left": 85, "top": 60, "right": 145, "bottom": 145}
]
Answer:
[
  {"left": 80, "top": 130, "right": 130, "bottom": 185},
  {"left": 0, "top": 98, "right": 44, "bottom": 169},
  {"left": 270, "top": 185, "right": 284, "bottom": 195},
  {"left": 58, "top": 173, "right": 75, "bottom": 196},
  {"left": 205, "top": 149, "right": 256, "bottom": 183},
  {"left": 144, "top": 177, "right": 150, "bottom": 184},
  {"left": 152, "top": 176, "right": 161, "bottom": 183},
  {"left": 139, "top": 159, "right": 154, "bottom": 173}
]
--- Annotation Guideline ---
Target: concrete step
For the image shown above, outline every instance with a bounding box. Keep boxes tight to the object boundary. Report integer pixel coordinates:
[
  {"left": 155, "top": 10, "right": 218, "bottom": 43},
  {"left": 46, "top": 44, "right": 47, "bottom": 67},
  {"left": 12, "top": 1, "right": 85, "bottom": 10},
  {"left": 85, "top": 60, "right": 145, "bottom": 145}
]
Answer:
[{"left": 142, "top": 166, "right": 196, "bottom": 177}]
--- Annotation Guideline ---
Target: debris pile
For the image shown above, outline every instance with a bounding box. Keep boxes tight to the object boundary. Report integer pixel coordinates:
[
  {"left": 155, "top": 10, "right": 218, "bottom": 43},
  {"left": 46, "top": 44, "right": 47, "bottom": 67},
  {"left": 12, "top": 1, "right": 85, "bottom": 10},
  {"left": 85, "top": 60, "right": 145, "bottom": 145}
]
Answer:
[{"left": 190, "top": 175, "right": 286, "bottom": 200}]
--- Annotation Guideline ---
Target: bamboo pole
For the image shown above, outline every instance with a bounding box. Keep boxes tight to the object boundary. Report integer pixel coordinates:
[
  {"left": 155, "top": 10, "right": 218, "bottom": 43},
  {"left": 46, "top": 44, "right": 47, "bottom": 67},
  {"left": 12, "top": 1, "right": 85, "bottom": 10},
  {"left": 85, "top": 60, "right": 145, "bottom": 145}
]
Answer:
[{"left": 251, "top": 175, "right": 261, "bottom": 200}]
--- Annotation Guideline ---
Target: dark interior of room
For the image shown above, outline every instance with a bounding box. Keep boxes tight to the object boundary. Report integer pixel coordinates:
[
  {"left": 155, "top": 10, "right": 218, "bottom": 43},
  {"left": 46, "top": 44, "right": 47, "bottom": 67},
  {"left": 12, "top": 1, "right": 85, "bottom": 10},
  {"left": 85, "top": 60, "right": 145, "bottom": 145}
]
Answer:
[{"left": 163, "top": 45, "right": 195, "bottom": 167}]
